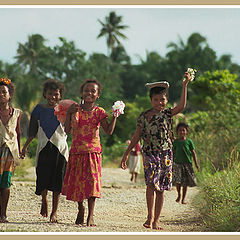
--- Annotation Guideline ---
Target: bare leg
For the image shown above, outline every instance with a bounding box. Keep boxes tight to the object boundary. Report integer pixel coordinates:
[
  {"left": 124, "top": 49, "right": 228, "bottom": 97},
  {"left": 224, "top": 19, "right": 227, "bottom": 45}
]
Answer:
[
  {"left": 130, "top": 173, "right": 134, "bottom": 182},
  {"left": 152, "top": 190, "right": 164, "bottom": 230},
  {"left": 50, "top": 191, "right": 60, "bottom": 223},
  {"left": 0, "top": 188, "right": 10, "bottom": 222},
  {"left": 175, "top": 183, "right": 181, "bottom": 202},
  {"left": 182, "top": 186, "right": 188, "bottom": 204},
  {"left": 75, "top": 201, "right": 85, "bottom": 225},
  {"left": 40, "top": 189, "right": 48, "bottom": 217},
  {"left": 143, "top": 184, "right": 154, "bottom": 228},
  {"left": 134, "top": 173, "right": 138, "bottom": 183},
  {"left": 87, "top": 197, "right": 96, "bottom": 227}
]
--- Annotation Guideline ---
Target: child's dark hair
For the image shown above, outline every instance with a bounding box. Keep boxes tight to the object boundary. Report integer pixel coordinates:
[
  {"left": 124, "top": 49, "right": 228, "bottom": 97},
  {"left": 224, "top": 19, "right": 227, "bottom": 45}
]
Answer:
[
  {"left": 176, "top": 122, "right": 190, "bottom": 132},
  {"left": 0, "top": 78, "right": 15, "bottom": 99},
  {"left": 150, "top": 87, "right": 168, "bottom": 99},
  {"left": 80, "top": 79, "right": 102, "bottom": 96},
  {"left": 42, "top": 79, "right": 65, "bottom": 98}
]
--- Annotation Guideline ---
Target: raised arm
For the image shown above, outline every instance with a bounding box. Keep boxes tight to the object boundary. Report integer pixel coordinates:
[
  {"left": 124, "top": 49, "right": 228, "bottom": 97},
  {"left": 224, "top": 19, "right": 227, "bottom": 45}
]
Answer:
[
  {"left": 171, "top": 72, "right": 191, "bottom": 117},
  {"left": 121, "top": 126, "right": 141, "bottom": 170}
]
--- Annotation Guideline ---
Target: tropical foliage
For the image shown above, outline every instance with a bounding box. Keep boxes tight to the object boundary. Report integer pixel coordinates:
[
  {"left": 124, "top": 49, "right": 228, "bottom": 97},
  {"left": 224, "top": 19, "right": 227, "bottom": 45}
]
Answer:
[
  {"left": 97, "top": 11, "right": 129, "bottom": 56},
  {"left": 1, "top": 11, "right": 240, "bottom": 231}
]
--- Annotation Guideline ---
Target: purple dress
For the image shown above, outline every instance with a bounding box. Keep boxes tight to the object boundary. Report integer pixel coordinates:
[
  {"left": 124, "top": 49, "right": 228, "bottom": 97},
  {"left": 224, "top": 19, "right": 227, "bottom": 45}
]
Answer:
[{"left": 137, "top": 108, "right": 173, "bottom": 191}]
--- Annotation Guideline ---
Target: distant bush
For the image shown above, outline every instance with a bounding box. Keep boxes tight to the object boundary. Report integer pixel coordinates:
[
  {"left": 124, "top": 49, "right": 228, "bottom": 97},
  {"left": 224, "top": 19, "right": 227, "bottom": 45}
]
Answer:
[{"left": 102, "top": 140, "right": 127, "bottom": 167}]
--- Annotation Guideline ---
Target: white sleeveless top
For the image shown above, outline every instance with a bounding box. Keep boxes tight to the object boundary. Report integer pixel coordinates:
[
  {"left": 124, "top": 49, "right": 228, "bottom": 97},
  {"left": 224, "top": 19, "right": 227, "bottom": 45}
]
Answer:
[{"left": 0, "top": 108, "right": 22, "bottom": 165}]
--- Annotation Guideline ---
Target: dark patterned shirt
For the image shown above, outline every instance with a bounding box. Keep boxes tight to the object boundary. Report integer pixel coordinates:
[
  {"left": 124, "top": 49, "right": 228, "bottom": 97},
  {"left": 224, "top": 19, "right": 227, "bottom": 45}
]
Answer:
[{"left": 137, "top": 108, "right": 173, "bottom": 155}]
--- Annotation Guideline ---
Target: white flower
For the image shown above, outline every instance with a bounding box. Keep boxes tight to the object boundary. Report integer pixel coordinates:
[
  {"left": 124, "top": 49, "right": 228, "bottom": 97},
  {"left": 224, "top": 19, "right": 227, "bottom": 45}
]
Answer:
[
  {"left": 112, "top": 100, "right": 125, "bottom": 117},
  {"left": 185, "top": 67, "right": 197, "bottom": 81}
]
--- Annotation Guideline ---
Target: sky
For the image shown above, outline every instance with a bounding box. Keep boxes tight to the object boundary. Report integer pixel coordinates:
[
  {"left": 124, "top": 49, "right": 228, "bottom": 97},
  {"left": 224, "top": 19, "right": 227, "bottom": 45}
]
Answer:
[{"left": 1, "top": 6, "right": 240, "bottom": 66}]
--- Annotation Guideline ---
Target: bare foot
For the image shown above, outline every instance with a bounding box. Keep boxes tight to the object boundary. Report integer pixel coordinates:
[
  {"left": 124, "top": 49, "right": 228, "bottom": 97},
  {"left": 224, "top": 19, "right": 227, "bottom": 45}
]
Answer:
[
  {"left": 50, "top": 213, "right": 58, "bottom": 223},
  {"left": 75, "top": 208, "right": 84, "bottom": 225},
  {"left": 152, "top": 221, "right": 163, "bottom": 230},
  {"left": 87, "top": 216, "right": 96, "bottom": 227},
  {"left": 176, "top": 196, "right": 181, "bottom": 203},
  {"left": 182, "top": 200, "right": 187, "bottom": 204},
  {"left": 40, "top": 199, "right": 48, "bottom": 217},
  {"left": 143, "top": 219, "right": 152, "bottom": 228},
  {"left": 0, "top": 216, "right": 9, "bottom": 223}
]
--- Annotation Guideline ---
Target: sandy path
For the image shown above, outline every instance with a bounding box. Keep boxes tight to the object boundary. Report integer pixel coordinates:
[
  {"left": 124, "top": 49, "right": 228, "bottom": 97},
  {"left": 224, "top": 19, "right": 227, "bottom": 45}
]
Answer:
[{"left": 0, "top": 167, "right": 204, "bottom": 232}]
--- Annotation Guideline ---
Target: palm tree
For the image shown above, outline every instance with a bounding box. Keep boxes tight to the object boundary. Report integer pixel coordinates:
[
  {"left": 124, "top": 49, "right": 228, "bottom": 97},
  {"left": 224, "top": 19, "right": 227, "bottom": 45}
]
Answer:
[
  {"left": 97, "top": 11, "right": 129, "bottom": 56},
  {"left": 15, "top": 34, "right": 46, "bottom": 75},
  {"left": 14, "top": 34, "right": 47, "bottom": 131}
]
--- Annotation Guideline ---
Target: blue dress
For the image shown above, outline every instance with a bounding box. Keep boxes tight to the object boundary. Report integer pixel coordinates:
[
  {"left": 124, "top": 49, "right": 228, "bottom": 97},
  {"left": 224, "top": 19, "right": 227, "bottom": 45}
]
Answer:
[{"left": 29, "top": 104, "right": 69, "bottom": 195}]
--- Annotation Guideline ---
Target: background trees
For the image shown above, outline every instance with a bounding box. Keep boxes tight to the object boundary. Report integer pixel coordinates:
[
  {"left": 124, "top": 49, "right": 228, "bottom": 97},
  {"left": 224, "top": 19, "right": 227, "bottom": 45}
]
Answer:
[
  {"left": 97, "top": 11, "right": 129, "bottom": 56},
  {"left": 1, "top": 11, "right": 239, "bottom": 231},
  {"left": 1, "top": 11, "right": 240, "bottom": 156}
]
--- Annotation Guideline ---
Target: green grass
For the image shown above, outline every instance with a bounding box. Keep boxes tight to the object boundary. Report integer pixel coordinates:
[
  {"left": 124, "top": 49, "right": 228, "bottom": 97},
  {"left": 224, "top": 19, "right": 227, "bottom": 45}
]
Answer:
[
  {"left": 13, "top": 155, "right": 34, "bottom": 181},
  {"left": 194, "top": 157, "right": 240, "bottom": 232}
]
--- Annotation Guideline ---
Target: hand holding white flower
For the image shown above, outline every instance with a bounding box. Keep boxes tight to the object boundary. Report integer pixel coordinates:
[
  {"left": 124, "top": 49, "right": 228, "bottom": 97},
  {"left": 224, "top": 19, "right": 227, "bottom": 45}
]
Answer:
[
  {"left": 112, "top": 100, "right": 125, "bottom": 117},
  {"left": 183, "top": 68, "right": 197, "bottom": 82}
]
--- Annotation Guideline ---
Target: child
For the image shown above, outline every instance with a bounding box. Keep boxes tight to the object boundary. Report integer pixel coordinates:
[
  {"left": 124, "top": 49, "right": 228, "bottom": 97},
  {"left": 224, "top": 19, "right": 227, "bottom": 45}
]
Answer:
[
  {"left": 62, "top": 79, "right": 118, "bottom": 227},
  {"left": 121, "top": 72, "right": 192, "bottom": 230},
  {"left": 0, "top": 77, "right": 22, "bottom": 223},
  {"left": 126, "top": 139, "right": 142, "bottom": 183},
  {"left": 173, "top": 122, "right": 200, "bottom": 204},
  {"left": 21, "top": 79, "right": 68, "bottom": 223}
]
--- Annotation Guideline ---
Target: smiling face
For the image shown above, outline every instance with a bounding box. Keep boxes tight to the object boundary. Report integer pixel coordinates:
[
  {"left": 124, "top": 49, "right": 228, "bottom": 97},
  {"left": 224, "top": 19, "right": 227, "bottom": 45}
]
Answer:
[
  {"left": 0, "top": 85, "right": 11, "bottom": 104},
  {"left": 150, "top": 92, "right": 168, "bottom": 112},
  {"left": 45, "top": 88, "right": 61, "bottom": 107},
  {"left": 177, "top": 126, "right": 188, "bottom": 140},
  {"left": 82, "top": 83, "right": 99, "bottom": 103}
]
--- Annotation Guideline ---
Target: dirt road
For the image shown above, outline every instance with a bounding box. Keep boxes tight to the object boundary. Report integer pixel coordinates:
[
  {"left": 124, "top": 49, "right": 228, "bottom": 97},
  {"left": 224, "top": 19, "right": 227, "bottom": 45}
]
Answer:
[{"left": 0, "top": 167, "right": 204, "bottom": 232}]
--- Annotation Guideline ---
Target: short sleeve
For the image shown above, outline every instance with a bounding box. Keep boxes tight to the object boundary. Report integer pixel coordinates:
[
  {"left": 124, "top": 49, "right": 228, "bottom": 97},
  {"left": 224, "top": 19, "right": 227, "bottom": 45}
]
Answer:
[
  {"left": 14, "top": 108, "right": 22, "bottom": 118},
  {"left": 189, "top": 139, "right": 195, "bottom": 151},
  {"left": 31, "top": 104, "right": 40, "bottom": 120},
  {"left": 97, "top": 107, "right": 108, "bottom": 122}
]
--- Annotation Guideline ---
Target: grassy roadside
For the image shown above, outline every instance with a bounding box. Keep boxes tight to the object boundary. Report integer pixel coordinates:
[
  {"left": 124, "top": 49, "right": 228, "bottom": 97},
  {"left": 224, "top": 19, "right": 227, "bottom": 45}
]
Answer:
[{"left": 194, "top": 161, "right": 240, "bottom": 231}]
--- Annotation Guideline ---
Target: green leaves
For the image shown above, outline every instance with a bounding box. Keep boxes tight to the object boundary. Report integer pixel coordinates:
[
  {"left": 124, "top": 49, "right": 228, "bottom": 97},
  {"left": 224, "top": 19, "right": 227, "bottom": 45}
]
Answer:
[{"left": 97, "top": 11, "right": 129, "bottom": 56}]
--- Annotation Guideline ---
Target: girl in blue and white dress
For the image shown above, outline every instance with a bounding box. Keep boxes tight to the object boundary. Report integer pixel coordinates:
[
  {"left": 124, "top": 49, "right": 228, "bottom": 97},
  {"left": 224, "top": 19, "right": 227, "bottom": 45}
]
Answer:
[{"left": 21, "top": 79, "right": 68, "bottom": 223}]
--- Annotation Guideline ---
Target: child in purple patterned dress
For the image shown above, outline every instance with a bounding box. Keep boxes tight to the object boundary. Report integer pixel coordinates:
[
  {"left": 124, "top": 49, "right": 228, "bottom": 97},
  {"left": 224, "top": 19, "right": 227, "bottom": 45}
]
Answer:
[{"left": 121, "top": 72, "right": 192, "bottom": 230}]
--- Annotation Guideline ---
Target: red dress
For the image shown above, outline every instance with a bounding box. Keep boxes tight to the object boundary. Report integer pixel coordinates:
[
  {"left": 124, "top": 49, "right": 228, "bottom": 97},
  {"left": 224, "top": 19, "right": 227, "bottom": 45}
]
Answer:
[{"left": 62, "top": 106, "right": 108, "bottom": 202}]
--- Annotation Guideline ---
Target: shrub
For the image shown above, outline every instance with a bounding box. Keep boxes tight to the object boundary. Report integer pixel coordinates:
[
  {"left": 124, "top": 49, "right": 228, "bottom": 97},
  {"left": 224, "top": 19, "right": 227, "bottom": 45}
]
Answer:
[{"left": 195, "top": 149, "right": 240, "bottom": 231}]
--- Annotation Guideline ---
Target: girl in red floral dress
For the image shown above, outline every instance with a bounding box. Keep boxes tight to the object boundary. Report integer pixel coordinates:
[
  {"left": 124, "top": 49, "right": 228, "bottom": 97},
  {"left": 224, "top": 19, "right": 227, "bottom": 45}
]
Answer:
[{"left": 62, "top": 79, "right": 118, "bottom": 227}]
